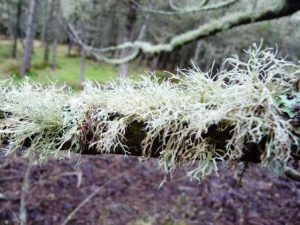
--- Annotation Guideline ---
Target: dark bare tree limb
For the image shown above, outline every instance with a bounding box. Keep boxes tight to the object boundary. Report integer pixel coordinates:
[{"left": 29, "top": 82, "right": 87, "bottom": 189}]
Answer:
[{"left": 284, "top": 167, "right": 300, "bottom": 182}]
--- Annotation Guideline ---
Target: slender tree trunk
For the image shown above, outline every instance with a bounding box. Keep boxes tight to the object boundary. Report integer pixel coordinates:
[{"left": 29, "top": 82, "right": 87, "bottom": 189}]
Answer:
[
  {"left": 80, "top": 46, "right": 86, "bottom": 86},
  {"left": 111, "top": 10, "right": 120, "bottom": 59},
  {"left": 161, "top": 53, "right": 169, "bottom": 69},
  {"left": 20, "top": 0, "right": 36, "bottom": 77},
  {"left": 150, "top": 56, "right": 158, "bottom": 70},
  {"left": 43, "top": 0, "right": 55, "bottom": 64},
  {"left": 4, "top": 0, "right": 13, "bottom": 39},
  {"left": 11, "top": 0, "right": 22, "bottom": 58},
  {"left": 67, "top": 39, "right": 73, "bottom": 56},
  {"left": 43, "top": 38, "right": 50, "bottom": 64},
  {"left": 51, "top": 0, "right": 59, "bottom": 70},
  {"left": 40, "top": 0, "right": 49, "bottom": 47},
  {"left": 51, "top": 37, "right": 58, "bottom": 70},
  {"left": 192, "top": 41, "right": 202, "bottom": 65},
  {"left": 118, "top": 1, "right": 138, "bottom": 79},
  {"left": 179, "top": 49, "right": 188, "bottom": 68},
  {"left": 119, "top": 60, "right": 129, "bottom": 80}
]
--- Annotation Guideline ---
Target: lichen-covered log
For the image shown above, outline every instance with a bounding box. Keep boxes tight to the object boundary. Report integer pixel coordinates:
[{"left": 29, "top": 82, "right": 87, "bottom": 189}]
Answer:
[
  {"left": 0, "top": 45, "right": 299, "bottom": 181},
  {"left": 78, "top": 119, "right": 267, "bottom": 166}
]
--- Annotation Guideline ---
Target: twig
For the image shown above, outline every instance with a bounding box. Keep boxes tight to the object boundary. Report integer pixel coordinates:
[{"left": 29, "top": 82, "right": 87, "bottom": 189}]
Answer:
[
  {"left": 60, "top": 171, "right": 83, "bottom": 188},
  {"left": 284, "top": 167, "right": 300, "bottom": 182},
  {"left": 237, "top": 162, "right": 249, "bottom": 187},
  {"left": 19, "top": 158, "right": 33, "bottom": 225},
  {"left": 60, "top": 165, "right": 139, "bottom": 225},
  {"left": 0, "top": 193, "right": 20, "bottom": 202}
]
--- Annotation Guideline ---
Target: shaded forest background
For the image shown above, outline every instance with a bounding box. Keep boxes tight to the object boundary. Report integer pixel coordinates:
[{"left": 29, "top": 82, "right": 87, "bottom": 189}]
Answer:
[
  {"left": 0, "top": 0, "right": 300, "bottom": 87},
  {"left": 1, "top": 0, "right": 300, "bottom": 225}
]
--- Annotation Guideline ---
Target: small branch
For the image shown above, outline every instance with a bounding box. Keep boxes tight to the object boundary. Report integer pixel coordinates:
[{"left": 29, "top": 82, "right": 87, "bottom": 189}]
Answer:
[
  {"left": 284, "top": 167, "right": 300, "bottom": 182},
  {"left": 67, "top": 23, "right": 141, "bottom": 65},
  {"left": 0, "top": 193, "right": 19, "bottom": 202},
  {"left": 237, "top": 162, "right": 249, "bottom": 187},
  {"left": 60, "top": 165, "right": 139, "bottom": 225},
  {"left": 19, "top": 158, "right": 32, "bottom": 225},
  {"left": 132, "top": 0, "right": 239, "bottom": 15}
]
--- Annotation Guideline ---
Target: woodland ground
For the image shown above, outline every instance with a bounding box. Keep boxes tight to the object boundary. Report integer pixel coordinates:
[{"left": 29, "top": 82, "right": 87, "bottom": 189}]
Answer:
[
  {"left": 0, "top": 155, "right": 299, "bottom": 225},
  {"left": 0, "top": 38, "right": 145, "bottom": 88}
]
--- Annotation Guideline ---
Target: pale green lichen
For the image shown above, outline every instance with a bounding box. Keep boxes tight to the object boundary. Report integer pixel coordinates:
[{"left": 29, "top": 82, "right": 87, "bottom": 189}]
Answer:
[
  {"left": 0, "top": 81, "right": 85, "bottom": 160},
  {"left": 0, "top": 44, "right": 299, "bottom": 181}
]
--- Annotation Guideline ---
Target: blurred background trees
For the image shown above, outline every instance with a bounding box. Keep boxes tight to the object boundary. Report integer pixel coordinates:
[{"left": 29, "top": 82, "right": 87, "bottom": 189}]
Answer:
[
  {"left": 0, "top": 0, "right": 299, "bottom": 86},
  {"left": 0, "top": 1, "right": 300, "bottom": 224}
]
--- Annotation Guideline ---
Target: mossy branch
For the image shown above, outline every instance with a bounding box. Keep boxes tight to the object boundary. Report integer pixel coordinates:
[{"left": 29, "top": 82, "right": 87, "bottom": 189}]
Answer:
[
  {"left": 67, "top": 0, "right": 300, "bottom": 64},
  {"left": 1, "top": 45, "right": 300, "bottom": 182}
]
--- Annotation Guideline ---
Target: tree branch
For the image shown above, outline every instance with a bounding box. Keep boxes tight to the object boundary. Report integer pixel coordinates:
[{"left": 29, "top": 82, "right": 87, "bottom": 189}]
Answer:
[
  {"left": 131, "top": 0, "right": 239, "bottom": 15},
  {"left": 284, "top": 167, "right": 300, "bottom": 182},
  {"left": 66, "top": 0, "right": 300, "bottom": 65},
  {"left": 2, "top": 120, "right": 299, "bottom": 182}
]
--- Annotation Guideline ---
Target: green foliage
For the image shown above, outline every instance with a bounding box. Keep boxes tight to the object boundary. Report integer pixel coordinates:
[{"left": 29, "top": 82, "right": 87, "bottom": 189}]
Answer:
[
  {"left": 276, "top": 93, "right": 300, "bottom": 118},
  {"left": 0, "top": 44, "right": 299, "bottom": 181}
]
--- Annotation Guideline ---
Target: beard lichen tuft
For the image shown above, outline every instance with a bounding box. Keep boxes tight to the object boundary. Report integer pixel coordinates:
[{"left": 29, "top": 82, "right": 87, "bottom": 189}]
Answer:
[{"left": 0, "top": 44, "right": 299, "bottom": 181}]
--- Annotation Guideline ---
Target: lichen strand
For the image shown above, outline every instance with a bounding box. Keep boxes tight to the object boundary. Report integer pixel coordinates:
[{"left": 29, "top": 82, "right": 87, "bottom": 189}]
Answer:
[{"left": 0, "top": 44, "right": 299, "bottom": 181}]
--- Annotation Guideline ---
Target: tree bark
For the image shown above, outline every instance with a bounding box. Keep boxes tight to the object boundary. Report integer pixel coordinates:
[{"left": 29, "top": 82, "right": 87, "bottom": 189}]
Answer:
[
  {"left": 40, "top": 0, "right": 49, "bottom": 47},
  {"left": 43, "top": 0, "right": 56, "bottom": 64},
  {"left": 11, "top": 0, "right": 22, "bottom": 58},
  {"left": 20, "top": 0, "right": 36, "bottom": 76},
  {"left": 67, "top": 39, "right": 73, "bottom": 56},
  {"left": 78, "top": 121, "right": 235, "bottom": 159},
  {"left": 192, "top": 41, "right": 202, "bottom": 65},
  {"left": 0, "top": 109, "right": 265, "bottom": 162},
  {"left": 51, "top": 37, "right": 58, "bottom": 70},
  {"left": 118, "top": 0, "right": 138, "bottom": 79},
  {"left": 79, "top": 46, "right": 86, "bottom": 85},
  {"left": 51, "top": 0, "right": 59, "bottom": 70}
]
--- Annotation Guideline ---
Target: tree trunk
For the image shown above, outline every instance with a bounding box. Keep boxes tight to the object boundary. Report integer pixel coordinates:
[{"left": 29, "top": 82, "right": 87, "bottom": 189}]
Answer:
[
  {"left": 20, "top": 0, "right": 36, "bottom": 76},
  {"left": 51, "top": 0, "right": 59, "bottom": 70},
  {"left": 118, "top": 1, "right": 138, "bottom": 79},
  {"left": 51, "top": 37, "right": 58, "bottom": 70},
  {"left": 150, "top": 56, "right": 158, "bottom": 70},
  {"left": 192, "top": 41, "right": 202, "bottom": 65},
  {"left": 67, "top": 39, "right": 73, "bottom": 56},
  {"left": 11, "top": 0, "right": 22, "bottom": 58},
  {"left": 40, "top": 0, "right": 49, "bottom": 47},
  {"left": 4, "top": 1, "right": 13, "bottom": 39},
  {"left": 79, "top": 46, "right": 86, "bottom": 85},
  {"left": 43, "top": 0, "right": 56, "bottom": 64},
  {"left": 43, "top": 35, "right": 50, "bottom": 64}
]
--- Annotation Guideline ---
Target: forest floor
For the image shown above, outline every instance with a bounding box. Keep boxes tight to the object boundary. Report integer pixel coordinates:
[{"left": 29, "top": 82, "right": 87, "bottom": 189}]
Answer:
[
  {"left": 0, "top": 154, "right": 299, "bottom": 225},
  {"left": 0, "top": 38, "right": 147, "bottom": 88}
]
